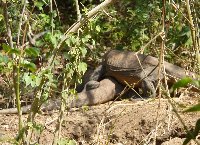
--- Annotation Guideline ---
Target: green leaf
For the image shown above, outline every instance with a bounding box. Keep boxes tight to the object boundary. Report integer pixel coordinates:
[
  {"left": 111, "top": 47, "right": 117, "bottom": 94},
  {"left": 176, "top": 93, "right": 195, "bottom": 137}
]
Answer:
[
  {"left": 39, "top": 14, "right": 50, "bottom": 23},
  {"left": 22, "top": 62, "right": 37, "bottom": 72},
  {"left": 171, "top": 77, "right": 193, "bottom": 91},
  {"left": 7, "top": 61, "right": 13, "bottom": 69},
  {"left": 82, "top": 34, "right": 91, "bottom": 43},
  {"left": 66, "top": 64, "right": 74, "bottom": 79},
  {"left": 44, "top": 73, "right": 54, "bottom": 82},
  {"left": 179, "top": 26, "right": 190, "bottom": 37},
  {"left": 23, "top": 73, "right": 42, "bottom": 87},
  {"left": 2, "top": 44, "right": 21, "bottom": 55},
  {"left": 29, "top": 75, "right": 38, "bottom": 87},
  {"left": 35, "top": 75, "right": 42, "bottom": 86},
  {"left": 34, "top": 1, "right": 45, "bottom": 10},
  {"left": 95, "top": 25, "right": 101, "bottom": 32},
  {"left": 63, "top": 52, "right": 70, "bottom": 60},
  {"left": 70, "top": 35, "right": 78, "bottom": 45},
  {"left": 9, "top": 48, "right": 21, "bottom": 55},
  {"left": 65, "top": 39, "right": 71, "bottom": 47},
  {"left": 52, "top": 10, "right": 57, "bottom": 18},
  {"left": 45, "top": 33, "right": 57, "bottom": 48},
  {"left": 2, "top": 43, "right": 12, "bottom": 52},
  {"left": 23, "top": 73, "right": 32, "bottom": 87},
  {"left": 0, "top": 54, "right": 9, "bottom": 63},
  {"left": 51, "top": 36, "right": 57, "bottom": 47},
  {"left": 25, "top": 47, "right": 40, "bottom": 57},
  {"left": 183, "top": 103, "right": 200, "bottom": 112},
  {"left": 81, "top": 37, "right": 88, "bottom": 43},
  {"left": 80, "top": 47, "right": 87, "bottom": 57},
  {"left": 78, "top": 62, "right": 87, "bottom": 74}
]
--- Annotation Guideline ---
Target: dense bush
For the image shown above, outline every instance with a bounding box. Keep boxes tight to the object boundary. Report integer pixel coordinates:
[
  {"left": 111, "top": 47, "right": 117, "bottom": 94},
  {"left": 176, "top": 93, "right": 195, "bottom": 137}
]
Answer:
[{"left": 0, "top": 0, "right": 199, "bottom": 144}]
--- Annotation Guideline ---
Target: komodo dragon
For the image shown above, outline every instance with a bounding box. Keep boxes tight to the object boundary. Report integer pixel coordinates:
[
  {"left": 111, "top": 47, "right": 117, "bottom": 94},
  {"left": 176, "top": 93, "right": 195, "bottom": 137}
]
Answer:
[
  {"left": 0, "top": 50, "right": 199, "bottom": 114},
  {"left": 89, "top": 49, "right": 199, "bottom": 97}
]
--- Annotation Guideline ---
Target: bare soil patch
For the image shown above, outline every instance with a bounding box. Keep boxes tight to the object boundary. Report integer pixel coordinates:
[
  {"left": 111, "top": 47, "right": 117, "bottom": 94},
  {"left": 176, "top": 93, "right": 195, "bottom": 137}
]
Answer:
[{"left": 0, "top": 93, "right": 199, "bottom": 145}]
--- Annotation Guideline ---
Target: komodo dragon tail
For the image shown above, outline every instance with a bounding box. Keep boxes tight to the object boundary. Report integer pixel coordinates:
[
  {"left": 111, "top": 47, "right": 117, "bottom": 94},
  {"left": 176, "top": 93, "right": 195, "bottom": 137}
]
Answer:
[{"left": 0, "top": 78, "right": 123, "bottom": 114}]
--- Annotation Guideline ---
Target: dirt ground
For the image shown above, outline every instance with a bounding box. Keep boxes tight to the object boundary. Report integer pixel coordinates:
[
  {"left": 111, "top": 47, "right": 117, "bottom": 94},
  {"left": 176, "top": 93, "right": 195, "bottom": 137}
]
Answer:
[{"left": 0, "top": 92, "right": 199, "bottom": 145}]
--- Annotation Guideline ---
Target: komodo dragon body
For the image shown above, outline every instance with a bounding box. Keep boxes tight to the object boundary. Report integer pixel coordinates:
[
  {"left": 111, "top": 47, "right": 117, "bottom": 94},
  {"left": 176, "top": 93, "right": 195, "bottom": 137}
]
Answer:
[
  {"left": 0, "top": 50, "right": 199, "bottom": 114},
  {"left": 90, "top": 50, "right": 199, "bottom": 97}
]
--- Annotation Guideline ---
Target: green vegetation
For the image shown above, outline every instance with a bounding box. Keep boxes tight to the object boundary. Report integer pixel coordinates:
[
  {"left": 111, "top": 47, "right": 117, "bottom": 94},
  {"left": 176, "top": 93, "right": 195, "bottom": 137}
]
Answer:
[{"left": 0, "top": 0, "right": 199, "bottom": 144}]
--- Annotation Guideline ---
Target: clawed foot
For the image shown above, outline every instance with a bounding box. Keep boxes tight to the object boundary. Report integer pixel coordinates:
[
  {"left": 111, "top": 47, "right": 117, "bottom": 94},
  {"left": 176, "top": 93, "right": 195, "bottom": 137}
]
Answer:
[{"left": 84, "top": 80, "right": 100, "bottom": 91}]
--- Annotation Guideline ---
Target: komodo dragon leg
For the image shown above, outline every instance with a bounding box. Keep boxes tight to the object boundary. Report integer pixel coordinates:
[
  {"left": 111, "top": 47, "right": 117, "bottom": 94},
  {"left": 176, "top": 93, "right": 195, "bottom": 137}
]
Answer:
[
  {"left": 141, "top": 78, "right": 156, "bottom": 98},
  {"left": 76, "top": 65, "right": 105, "bottom": 92},
  {"left": 0, "top": 78, "right": 123, "bottom": 114},
  {"left": 89, "top": 65, "right": 106, "bottom": 82},
  {"left": 139, "top": 67, "right": 159, "bottom": 98}
]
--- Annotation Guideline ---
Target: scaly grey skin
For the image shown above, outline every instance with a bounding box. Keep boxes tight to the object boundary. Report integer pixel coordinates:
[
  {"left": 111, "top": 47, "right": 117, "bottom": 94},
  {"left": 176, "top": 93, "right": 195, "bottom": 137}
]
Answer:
[
  {"left": 89, "top": 50, "right": 199, "bottom": 97},
  {"left": 0, "top": 78, "right": 123, "bottom": 114}
]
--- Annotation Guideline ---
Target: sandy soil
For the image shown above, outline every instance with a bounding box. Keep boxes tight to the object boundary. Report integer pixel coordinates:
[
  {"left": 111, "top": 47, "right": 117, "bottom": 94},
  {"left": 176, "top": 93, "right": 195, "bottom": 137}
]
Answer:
[{"left": 0, "top": 93, "right": 199, "bottom": 145}]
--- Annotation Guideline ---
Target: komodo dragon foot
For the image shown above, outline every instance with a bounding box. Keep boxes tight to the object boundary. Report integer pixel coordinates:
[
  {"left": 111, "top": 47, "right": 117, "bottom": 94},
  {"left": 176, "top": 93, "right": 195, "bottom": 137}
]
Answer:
[
  {"left": 83, "top": 80, "right": 100, "bottom": 91},
  {"left": 0, "top": 78, "right": 123, "bottom": 114}
]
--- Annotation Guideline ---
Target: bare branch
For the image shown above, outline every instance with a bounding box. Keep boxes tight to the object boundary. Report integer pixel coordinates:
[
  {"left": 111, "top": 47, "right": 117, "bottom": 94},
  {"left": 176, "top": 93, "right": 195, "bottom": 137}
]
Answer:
[
  {"left": 2, "top": 2, "right": 14, "bottom": 49},
  {"left": 75, "top": 0, "right": 81, "bottom": 21},
  {"left": 48, "top": 0, "right": 117, "bottom": 66},
  {"left": 17, "top": 0, "right": 27, "bottom": 47},
  {"left": 68, "top": 0, "right": 116, "bottom": 34}
]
